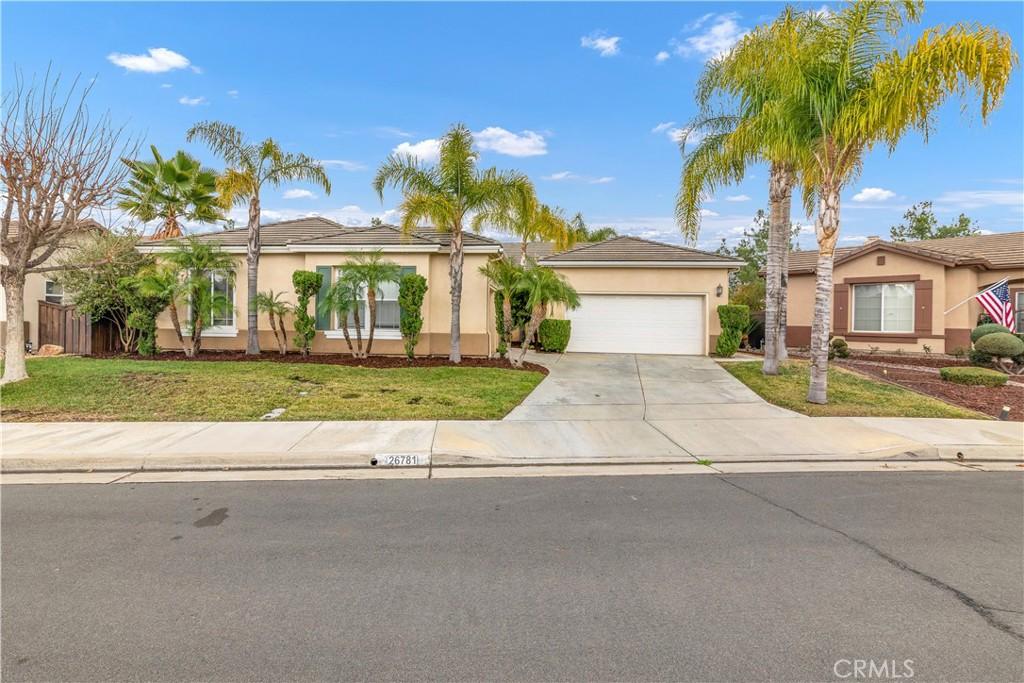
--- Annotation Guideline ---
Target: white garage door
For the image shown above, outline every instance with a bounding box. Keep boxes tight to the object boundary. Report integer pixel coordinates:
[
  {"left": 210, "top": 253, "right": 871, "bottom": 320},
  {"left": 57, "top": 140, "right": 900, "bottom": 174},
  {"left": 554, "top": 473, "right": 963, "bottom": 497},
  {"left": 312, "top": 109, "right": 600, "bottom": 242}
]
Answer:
[{"left": 565, "top": 294, "right": 705, "bottom": 355}]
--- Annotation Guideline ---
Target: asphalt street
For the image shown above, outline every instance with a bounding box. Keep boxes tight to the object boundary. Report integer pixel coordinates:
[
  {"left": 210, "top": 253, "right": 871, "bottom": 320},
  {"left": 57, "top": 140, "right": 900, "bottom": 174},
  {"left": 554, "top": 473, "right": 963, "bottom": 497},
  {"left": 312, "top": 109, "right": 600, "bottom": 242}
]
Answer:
[{"left": 2, "top": 472, "right": 1022, "bottom": 682}]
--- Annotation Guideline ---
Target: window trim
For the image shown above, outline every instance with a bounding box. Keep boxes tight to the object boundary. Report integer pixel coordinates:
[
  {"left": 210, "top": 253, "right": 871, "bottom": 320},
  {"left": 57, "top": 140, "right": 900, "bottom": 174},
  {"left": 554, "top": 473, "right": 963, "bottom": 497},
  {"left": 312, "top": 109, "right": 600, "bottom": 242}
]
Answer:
[
  {"left": 325, "top": 265, "right": 409, "bottom": 338},
  {"left": 851, "top": 282, "right": 916, "bottom": 334},
  {"left": 1015, "top": 290, "right": 1024, "bottom": 331},
  {"left": 185, "top": 270, "right": 237, "bottom": 337},
  {"left": 44, "top": 279, "right": 64, "bottom": 305}
]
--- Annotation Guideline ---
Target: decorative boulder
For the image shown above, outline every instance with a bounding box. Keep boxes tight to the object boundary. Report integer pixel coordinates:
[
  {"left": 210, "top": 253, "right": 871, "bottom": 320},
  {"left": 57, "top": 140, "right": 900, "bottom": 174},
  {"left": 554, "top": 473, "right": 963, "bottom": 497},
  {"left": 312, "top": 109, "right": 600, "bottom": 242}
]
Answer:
[{"left": 36, "top": 344, "right": 64, "bottom": 357}]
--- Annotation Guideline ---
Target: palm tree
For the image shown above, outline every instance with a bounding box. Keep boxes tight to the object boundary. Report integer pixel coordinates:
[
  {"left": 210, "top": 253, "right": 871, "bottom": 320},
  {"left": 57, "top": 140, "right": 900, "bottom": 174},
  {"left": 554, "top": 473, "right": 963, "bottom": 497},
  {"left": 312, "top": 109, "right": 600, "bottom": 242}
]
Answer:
[
  {"left": 512, "top": 265, "right": 580, "bottom": 368},
  {"left": 568, "top": 213, "right": 617, "bottom": 243},
  {"left": 344, "top": 251, "right": 402, "bottom": 357},
  {"left": 134, "top": 264, "right": 187, "bottom": 352},
  {"left": 117, "top": 145, "right": 223, "bottom": 240},
  {"left": 162, "top": 236, "right": 237, "bottom": 357},
  {"left": 373, "top": 123, "right": 530, "bottom": 362},
  {"left": 254, "top": 290, "right": 291, "bottom": 355},
  {"left": 476, "top": 183, "right": 572, "bottom": 264},
  {"left": 479, "top": 257, "right": 524, "bottom": 360},
  {"left": 754, "top": 1, "right": 1016, "bottom": 403},
  {"left": 319, "top": 272, "right": 360, "bottom": 357},
  {"left": 187, "top": 122, "right": 332, "bottom": 355}
]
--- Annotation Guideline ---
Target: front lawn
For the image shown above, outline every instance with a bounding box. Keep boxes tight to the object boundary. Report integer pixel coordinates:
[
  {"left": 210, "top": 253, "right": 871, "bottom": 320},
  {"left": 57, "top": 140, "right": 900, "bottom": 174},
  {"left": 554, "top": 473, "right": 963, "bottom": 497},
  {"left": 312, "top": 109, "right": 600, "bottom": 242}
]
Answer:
[
  {"left": 723, "top": 360, "right": 984, "bottom": 419},
  {"left": 1, "top": 356, "right": 545, "bottom": 422}
]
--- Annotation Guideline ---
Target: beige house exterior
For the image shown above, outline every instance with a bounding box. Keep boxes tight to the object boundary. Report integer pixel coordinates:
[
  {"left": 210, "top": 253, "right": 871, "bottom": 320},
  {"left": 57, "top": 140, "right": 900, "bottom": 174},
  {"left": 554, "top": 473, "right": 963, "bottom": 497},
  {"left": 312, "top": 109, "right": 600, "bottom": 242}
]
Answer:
[
  {"left": 139, "top": 218, "right": 743, "bottom": 357},
  {"left": 785, "top": 232, "right": 1024, "bottom": 354}
]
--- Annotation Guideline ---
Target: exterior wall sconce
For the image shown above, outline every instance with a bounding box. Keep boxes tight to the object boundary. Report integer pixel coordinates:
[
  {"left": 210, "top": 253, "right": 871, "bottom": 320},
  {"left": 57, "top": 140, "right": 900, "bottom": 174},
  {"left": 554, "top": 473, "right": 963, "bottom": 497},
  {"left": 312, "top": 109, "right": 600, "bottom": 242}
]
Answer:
[{"left": 716, "top": 284, "right": 724, "bottom": 298}]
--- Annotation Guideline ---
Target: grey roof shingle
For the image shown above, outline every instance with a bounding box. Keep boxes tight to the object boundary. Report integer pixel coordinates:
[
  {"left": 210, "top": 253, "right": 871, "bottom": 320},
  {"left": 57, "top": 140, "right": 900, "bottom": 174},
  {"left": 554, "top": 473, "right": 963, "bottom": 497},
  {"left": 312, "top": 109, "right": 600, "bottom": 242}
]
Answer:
[
  {"left": 145, "top": 216, "right": 351, "bottom": 247},
  {"left": 500, "top": 242, "right": 566, "bottom": 260},
  {"left": 539, "top": 235, "right": 743, "bottom": 265}
]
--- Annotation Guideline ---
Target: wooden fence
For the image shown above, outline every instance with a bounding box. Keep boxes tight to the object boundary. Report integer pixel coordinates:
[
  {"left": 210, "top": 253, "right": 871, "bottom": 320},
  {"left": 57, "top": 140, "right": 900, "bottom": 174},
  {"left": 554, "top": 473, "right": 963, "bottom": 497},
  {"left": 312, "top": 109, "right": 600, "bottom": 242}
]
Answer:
[{"left": 37, "top": 300, "right": 118, "bottom": 355}]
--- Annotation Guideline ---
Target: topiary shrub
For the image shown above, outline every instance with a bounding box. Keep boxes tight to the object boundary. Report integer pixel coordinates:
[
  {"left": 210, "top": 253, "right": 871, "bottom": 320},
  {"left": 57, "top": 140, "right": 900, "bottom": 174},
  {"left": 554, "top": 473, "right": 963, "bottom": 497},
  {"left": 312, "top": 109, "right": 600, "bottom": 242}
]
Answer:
[
  {"left": 940, "top": 366, "right": 1009, "bottom": 387},
  {"left": 398, "top": 273, "right": 428, "bottom": 360},
  {"left": 292, "top": 270, "right": 323, "bottom": 356},
  {"left": 828, "top": 337, "right": 850, "bottom": 360},
  {"left": 970, "top": 323, "right": 1011, "bottom": 343},
  {"left": 969, "top": 348, "right": 993, "bottom": 367},
  {"left": 717, "top": 304, "right": 750, "bottom": 333},
  {"left": 715, "top": 328, "right": 741, "bottom": 357},
  {"left": 975, "top": 332, "right": 1024, "bottom": 358},
  {"left": 538, "top": 319, "right": 571, "bottom": 353}
]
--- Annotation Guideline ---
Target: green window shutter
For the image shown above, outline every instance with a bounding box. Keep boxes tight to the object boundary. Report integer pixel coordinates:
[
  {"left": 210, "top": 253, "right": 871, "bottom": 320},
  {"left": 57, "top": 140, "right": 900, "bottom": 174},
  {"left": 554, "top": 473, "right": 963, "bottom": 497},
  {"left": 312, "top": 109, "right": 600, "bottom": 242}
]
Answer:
[{"left": 314, "top": 266, "right": 332, "bottom": 330}]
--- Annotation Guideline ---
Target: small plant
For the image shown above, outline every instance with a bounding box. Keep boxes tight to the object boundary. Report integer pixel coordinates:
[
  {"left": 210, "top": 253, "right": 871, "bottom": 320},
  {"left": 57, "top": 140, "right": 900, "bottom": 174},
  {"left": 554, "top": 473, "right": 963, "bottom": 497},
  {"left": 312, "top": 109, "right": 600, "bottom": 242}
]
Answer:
[
  {"left": 398, "top": 272, "right": 428, "bottom": 360},
  {"left": 893, "top": 347, "right": 904, "bottom": 356},
  {"left": 715, "top": 304, "right": 749, "bottom": 358},
  {"left": 969, "top": 348, "right": 993, "bottom": 367},
  {"left": 951, "top": 346, "right": 968, "bottom": 360},
  {"left": 696, "top": 458, "right": 713, "bottom": 467},
  {"left": 538, "top": 319, "right": 571, "bottom": 353},
  {"left": 868, "top": 345, "right": 880, "bottom": 356},
  {"left": 292, "top": 270, "right": 323, "bottom": 356},
  {"left": 922, "top": 344, "right": 932, "bottom": 355},
  {"left": 715, "top": 328, "right": 741, "bottom": 357},
  {"left": 828, "top": 337, "right": 850, "bottom": 360},
  {"left": 940, "top": 366, "right": 1009, "bottom": 387},
  {"left": 255, "top": 290, "right": 291, "bottom": 355}
]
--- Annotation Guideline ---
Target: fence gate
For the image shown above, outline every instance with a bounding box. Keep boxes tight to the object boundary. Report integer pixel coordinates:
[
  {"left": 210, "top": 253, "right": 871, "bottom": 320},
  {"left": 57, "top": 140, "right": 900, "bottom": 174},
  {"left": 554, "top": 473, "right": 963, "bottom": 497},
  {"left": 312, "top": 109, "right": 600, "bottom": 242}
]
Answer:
[{"left": 37, "top": 300, "right": 118, "bottom": 355}]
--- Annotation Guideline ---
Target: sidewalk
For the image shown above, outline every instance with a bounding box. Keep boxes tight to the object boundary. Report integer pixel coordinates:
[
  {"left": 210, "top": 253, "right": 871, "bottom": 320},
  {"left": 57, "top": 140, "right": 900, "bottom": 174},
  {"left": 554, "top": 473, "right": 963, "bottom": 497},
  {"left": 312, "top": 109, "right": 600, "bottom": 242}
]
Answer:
[{"left": 2, "top": 416, "right": 1021, "bottom": 474}]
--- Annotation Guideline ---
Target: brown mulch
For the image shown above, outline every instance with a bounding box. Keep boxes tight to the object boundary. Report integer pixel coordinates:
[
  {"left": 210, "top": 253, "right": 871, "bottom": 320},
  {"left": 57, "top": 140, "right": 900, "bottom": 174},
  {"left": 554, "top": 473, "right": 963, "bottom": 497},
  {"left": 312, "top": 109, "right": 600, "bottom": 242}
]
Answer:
[
  {"left": 845, "top": 354, "right": 970, "bottom": 368},
  {"left": 91, "top": 351, "right": 549, "bottom": 374},
  {"left": 840, "top": 360, "right": 1024, "bottom": 419}
]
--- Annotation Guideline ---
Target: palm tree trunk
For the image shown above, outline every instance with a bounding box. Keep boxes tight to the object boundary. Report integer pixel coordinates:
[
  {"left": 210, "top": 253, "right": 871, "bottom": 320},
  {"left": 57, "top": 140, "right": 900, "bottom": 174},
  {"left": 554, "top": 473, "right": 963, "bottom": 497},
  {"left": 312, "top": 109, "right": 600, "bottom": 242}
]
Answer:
[
  {"left": 763, "top": 162, "right": 793, "bottom": 375},
  {"left": 268, "top": 312, "right": 286, "bottom": 355},
  {"left": 352, "top": 298, "right": 364, "bottom": 358},
  {"left": 340, "top": 317, "right": 354, "bottom": 356},
  {"left": 365, "top": 286, "right": 377, "bottom": 357},
  {"left": 168, "top": 300, "right": 186, "bottom": 354},
  {"left": 514, "top": 304, "right": 545, "bottom": 367},
  {"left": 778, "top": 224, "right": 790, "bottom": 362},
  {"left": 807, "top": 184, "right": 841, "bottom": 405},
  {"left": 1, "top": 274, "right": 28, "bottom": 383},
  {"left": 449, "top": 227, "right": 464, "bottom": 363},
  {"left": 520, "top": 239, "right": 528, "bottom": 266},
  {"left": 190, "top": 311, "right": 204, "bottom": 357},
  {"left": 502, "top": 294, "right": 513, "bottom": 355},
  {"left": 245, "top": 195, "right": 261, "bottom": 355}
]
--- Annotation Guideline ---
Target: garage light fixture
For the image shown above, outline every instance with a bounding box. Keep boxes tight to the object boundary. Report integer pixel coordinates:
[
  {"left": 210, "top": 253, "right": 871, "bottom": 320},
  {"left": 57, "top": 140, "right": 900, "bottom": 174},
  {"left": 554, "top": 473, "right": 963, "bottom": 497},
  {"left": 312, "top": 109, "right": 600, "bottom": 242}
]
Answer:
[{"left": 716, "top": 285, "right": 724, "bottom": 297}]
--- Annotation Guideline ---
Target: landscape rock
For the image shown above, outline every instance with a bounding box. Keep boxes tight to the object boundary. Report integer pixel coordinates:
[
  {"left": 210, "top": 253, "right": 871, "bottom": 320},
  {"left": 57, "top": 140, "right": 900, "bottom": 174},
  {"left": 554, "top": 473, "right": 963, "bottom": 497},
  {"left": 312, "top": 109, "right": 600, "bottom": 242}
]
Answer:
[{"left": 36, "top": 344, "right": 64, "bottom": 357}]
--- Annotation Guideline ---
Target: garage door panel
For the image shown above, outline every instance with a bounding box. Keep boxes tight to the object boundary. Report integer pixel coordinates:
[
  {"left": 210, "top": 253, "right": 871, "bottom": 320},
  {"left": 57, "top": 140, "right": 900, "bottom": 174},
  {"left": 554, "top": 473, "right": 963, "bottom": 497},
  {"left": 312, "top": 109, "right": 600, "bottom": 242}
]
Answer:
[{"left": 566, "top": 295, "right": 704, "bottom": 355}]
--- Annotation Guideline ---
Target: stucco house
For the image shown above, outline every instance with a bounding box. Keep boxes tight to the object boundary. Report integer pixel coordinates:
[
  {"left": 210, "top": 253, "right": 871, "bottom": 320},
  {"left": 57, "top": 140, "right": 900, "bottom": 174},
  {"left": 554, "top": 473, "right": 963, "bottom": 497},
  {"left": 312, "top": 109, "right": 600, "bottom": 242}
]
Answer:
[
  {"left": 785, "top": 231, "right": 1024, "bottom": 354},
  {"left": 138, "top": 217, "right": 743, "bottom": 356}
]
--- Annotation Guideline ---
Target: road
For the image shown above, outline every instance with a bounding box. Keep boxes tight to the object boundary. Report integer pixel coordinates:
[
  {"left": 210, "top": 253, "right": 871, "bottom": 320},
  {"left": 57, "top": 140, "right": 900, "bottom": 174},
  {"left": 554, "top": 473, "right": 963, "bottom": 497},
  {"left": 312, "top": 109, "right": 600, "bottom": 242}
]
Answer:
[{"left": 2, "top": 472, "right": 1022, "bottom": 682}]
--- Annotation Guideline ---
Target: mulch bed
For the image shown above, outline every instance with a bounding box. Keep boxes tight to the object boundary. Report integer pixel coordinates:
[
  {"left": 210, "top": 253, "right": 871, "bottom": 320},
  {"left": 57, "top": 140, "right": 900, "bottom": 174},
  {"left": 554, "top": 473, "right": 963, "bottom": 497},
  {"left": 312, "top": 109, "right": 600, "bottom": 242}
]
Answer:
[
  {"left": 91, "top": 351, "right": 549, "bottom": 375},
  {"left": 840, "top": 360, "right": 1024, "bottom": 419}
]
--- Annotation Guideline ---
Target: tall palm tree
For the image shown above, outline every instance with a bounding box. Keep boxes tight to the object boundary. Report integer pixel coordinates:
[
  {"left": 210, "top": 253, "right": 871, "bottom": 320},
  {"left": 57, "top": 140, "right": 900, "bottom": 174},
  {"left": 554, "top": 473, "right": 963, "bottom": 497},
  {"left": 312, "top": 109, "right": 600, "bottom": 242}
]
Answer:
[
  {"left": 754, "top": 1, "right": 1016, "bottom": 403},
  {"left": 345, "top": 250, "right": 402, "bottom": 357},
  {"left": 373, "top": 123, "right": 530, "bottom": 362},
  {"left": 254, "top": 290, "right": 291, "bottom": 355},
  {"left": 187, "top": 122, "right": 332, "bottom": 355},
  {"left": 476, "top": 183, "right": 572, "bottom": 264},
  {"left": 479, "top": 257, "right": 524, "bottom": 359},
  {"left": 512, "top": 265, "right": 580, "bottom": 368},
  {"left": 160, "top": 236, "right": 237, "bottom": 357},
  {"left": 117, "top": 145, "right": 223, "bottom": 240}
]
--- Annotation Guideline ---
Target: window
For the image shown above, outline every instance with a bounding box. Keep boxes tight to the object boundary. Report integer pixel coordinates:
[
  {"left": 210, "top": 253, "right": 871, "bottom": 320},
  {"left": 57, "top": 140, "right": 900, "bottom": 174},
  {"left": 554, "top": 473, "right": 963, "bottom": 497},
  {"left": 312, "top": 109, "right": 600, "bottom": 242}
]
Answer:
[
  {"left": 1016, "top": 291, "right": 1024, "bottom": 332},
  {"left": 44, "top": 280, "right": 64, "bottom": 305},
  {"left": 852, "top": 283, "right": 915, "bottom": 333},
  {"left": 331, "top": 267, "right": 410, "bottom": 335},
  {"left": 209, "top": 271, "right": 234, "bottom": 328}
]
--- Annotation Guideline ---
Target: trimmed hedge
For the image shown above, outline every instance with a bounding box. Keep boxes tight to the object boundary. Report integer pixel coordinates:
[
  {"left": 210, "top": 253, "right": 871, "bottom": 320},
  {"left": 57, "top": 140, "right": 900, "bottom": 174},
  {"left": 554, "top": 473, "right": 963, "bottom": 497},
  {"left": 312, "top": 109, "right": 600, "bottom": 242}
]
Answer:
[
  {"left": 292, "top": 270, "right": 323, "bottom": 356},
  {"left": 717, "top": 304, "right": 750, "bottom": 332},
  {"left": 398, "top": 273, "right": 428, "bottom": 359},
  {"left": 828, "top": 337, "right": 850, "bottom": 360},
  {"left": 538, "top": 319, "right": 571, "bottom": 353},
  {"left": 971, "top": 323, "right": 1011, "bottom": 343},
  {"left": 975, "top": 332, "right": 1024, "bottom": 358},
  {"left": 715, "top": 327, "right": 741, "bottom": 357},
  {"left": 940, "top": 366, "right": 1009, "bottom": 387}
]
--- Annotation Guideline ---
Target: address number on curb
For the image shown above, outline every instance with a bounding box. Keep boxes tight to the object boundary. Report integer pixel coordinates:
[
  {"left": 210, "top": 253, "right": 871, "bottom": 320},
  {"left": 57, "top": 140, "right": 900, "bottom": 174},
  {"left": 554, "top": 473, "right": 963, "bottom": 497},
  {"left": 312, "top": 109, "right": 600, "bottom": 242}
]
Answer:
[{"left": 371, "top": 453, "right": 429, "bottom": 467}]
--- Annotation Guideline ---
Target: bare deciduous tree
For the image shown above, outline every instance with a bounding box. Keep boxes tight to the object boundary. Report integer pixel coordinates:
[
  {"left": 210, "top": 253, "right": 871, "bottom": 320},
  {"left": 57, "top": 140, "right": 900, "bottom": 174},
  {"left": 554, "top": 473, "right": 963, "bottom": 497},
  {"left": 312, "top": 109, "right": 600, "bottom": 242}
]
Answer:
[{"left": 1, "top": 70, "right": 135, "bottom": 383}]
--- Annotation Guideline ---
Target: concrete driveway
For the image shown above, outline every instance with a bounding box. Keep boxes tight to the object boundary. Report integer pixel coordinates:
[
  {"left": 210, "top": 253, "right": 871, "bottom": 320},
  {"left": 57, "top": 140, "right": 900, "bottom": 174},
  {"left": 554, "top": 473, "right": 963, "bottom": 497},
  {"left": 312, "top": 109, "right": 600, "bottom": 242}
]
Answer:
[{"left": 505, "top": 353, "right": 799, "bottom": 421}]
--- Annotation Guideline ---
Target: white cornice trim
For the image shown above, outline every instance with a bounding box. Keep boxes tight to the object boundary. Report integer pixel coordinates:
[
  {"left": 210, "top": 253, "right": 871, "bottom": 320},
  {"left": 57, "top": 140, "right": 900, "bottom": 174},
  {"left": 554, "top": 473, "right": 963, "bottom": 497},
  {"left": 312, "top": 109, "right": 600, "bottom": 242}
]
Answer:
[{"left": 541, "top": 260, "right": 744, "bottom": 269}]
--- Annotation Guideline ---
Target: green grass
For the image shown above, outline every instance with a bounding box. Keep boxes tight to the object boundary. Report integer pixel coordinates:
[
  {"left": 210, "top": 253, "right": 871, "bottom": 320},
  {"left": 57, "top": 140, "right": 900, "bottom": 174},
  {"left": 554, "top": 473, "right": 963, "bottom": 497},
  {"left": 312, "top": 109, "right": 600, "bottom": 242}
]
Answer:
[
  {"left": 1, "top": 356, "right": 545, "bottom": 422},
  {"left": 723, "top": 360, "right": 983, "bottom": 419}
]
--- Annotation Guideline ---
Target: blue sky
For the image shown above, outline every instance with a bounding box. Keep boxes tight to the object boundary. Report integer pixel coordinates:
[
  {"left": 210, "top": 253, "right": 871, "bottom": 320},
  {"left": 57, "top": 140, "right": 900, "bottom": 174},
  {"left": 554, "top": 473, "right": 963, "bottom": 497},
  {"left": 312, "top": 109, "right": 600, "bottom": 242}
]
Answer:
[{"left": 4, "top": 1, "right": 1022, "bottom": 250}]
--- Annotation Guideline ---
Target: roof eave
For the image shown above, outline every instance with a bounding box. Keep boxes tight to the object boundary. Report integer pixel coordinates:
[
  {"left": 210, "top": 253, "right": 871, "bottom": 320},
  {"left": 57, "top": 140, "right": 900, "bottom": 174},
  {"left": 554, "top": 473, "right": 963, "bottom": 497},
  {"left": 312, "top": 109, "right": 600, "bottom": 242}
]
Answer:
[{"left": 540, "top": 259, "right": 745, "bottom": 269}]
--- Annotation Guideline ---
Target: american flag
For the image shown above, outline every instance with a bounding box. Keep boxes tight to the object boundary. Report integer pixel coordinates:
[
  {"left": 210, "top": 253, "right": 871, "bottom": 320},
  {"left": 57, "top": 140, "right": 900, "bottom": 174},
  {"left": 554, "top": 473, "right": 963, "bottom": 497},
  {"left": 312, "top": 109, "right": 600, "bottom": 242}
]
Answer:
[{"left": 976, "top": 279, "right": 1016, "bottom": 333}]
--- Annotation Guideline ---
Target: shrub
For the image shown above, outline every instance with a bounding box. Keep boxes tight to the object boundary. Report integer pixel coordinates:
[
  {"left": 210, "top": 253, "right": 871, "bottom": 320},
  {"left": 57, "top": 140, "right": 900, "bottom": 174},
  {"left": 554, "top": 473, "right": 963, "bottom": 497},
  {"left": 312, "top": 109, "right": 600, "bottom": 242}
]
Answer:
[
  {"left": 940, "top": 366, "right": 1009, "bottom": 387},
  {"left": 715, "top": 328, "right": 741, "bottom": 357},
  {"left": 970, "top": 323, "right": 1010, "bottom": 343},
  {"left": 950, "top": 346, "right": 968, "bottom": 360},
  {"left": 292, "top": 270, "right": 323, "bottom": 356},
  {"left": 538, "top": 319, "right": 571, "bottom": 353},
  {"left": 717, "top": 304, "right": 750, "bottom": 332},
  {"left": 494, "top": 289, "right": 530, "bottom": 346},
  {"left": 969, "top": 348, "right": 993, "bottom": 367},
  {"left": 828, "top": 337, "right": 850, "bottom": 360},
  {"left": 398, "top": 273, "right": 428, "bottom": 360},
  {"left": 975, "top": 332, "right": 1024, "bottom": 358}
]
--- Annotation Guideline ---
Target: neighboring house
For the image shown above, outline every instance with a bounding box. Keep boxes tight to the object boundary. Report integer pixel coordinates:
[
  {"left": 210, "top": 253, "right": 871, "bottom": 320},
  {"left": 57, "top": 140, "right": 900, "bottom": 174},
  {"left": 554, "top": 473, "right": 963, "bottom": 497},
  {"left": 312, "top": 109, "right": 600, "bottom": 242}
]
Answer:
[
  {"left": 138, "top": 218, "right": 743, "bottom": 356},
  {"left": 785, "top": 232, "right": 1024, "bottom": 353},
  {"left": 0, "top": 220, "right": 103, "bottom": 351}
]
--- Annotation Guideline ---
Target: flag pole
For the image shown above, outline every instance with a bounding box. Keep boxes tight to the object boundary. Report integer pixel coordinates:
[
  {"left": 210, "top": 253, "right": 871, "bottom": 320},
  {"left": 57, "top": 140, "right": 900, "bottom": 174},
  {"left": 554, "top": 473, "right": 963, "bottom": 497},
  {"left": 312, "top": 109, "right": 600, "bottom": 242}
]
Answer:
[{"left": 943, "top": 278, "right": 1008, "bottom": 316}]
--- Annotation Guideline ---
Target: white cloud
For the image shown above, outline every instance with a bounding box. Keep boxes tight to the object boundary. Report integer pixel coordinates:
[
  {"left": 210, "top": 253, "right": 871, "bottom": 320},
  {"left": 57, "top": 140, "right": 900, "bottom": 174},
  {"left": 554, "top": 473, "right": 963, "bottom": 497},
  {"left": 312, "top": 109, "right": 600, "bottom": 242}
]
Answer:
[
  {"left": 851, "top": 187, "right": 895, "bottom": 202},
  {"left": 840, "top": 235, "right": 869, "bottom": 243},
  {"left": 542, "top": 171, "right": 612, "bottom": 184},
  {"left": 474, "top": 127, "right": 547, "bottom": 156},
  {"left": 543, "top": 171, "right": 577, "bottom": 181},
  {"left": 226, "top": 89, "right": 239, "bottom": 98},
  {"left": 160, "top": 83, "right": 173, "bottom": 89},
  {"left": 655, "top": 50, "right": 670, "bottom": 63},
  {"left": 374, "top": 126, "right": 414, "bottom": 138},
  {"left": 283, "top": 189, "right": 316, "bottom": 200},
  {"left": 108, "top": 47, "right": 191, "bottom": 73},
  {"left": 672, "top": 13, "right": 748, "bottom": 61},
  {"left": 319, "top": 159, "right": 366, "bottom": 172},
  {"left": 393, "top": 139, "right": 441, "bottom": 163},
  {"left": 725, "top": 194, "right": 751, "bottom": 202},
  {"left": 936, "top": 189, "right": 1024, "bottom": 209},
  {"left": 668, "top": 126, "right": 704, "bottom": 146},
  {"left": 700, "top": 208, "right": 720, "bottom": 217},
  {"left": 651, "top": 121, "right": 676, "bottom": 134},
  {"left": 590, "top": 176, "right": 615, "bottom": 185},
  {"left": 177, "top": 95, "right": 207, "bottom": 106},
  {"left": 226, "top": 205, "right": 399, "bottom": 229},
  {"left": 581, "top": 32, "right": 622, "bottom": 57}
]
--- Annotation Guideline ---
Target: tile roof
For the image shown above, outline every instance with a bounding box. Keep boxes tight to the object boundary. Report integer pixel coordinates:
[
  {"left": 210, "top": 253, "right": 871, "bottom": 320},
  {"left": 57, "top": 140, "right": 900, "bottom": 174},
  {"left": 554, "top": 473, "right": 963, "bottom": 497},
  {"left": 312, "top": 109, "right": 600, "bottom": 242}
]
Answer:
[
  {"left": 294, "top": 225, "right": 439, "bottom": 247},
  {"left": 788, "top": 231, "right": 1024, "bottom": 273},
  {"left": 539, "top": 235, "right": 743, "bottom": 265},
  {"left": 145, "top": 216, "right": 351, "bottom": 247},
  {"left": 500, "top": 242, "right": 565, "bottom": 260}
]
